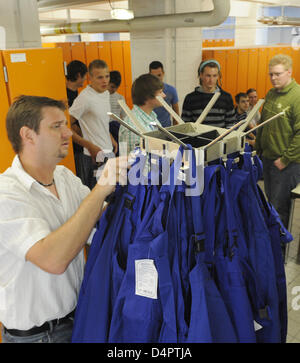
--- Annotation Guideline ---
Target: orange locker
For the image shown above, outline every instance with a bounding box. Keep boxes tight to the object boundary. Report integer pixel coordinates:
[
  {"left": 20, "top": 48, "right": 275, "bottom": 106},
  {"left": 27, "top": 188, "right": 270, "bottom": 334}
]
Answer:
[
  {"left": 279, "top": 46, "right": 292, "bottom": 58},
  {"left": 224, "top": 49, "right": 238, "bottom": 98},
  {"left": 213, "top": 50, "right": 226, "bottom": 84},
  {"left": 123, "top": 41, "right": 133, "bottom": 108},
  {"left": 214, "top": 39, "right": 223, "bottom": 47},
  {"left": 0, "top": 53, "right": 14, "bottom": 173},
  {"left": 291, "top": 48, "right": 300, "bottom": 84},
  {"left": 227, "top": 39, "right": 235, "bottom": 47},
  {"left": 206, "top": 39, "right": 214, "bottom": 48},
  {"left": 202, "top": 50, "right": 214, "bottom": 61},
  {"left": 247, "top": 48, "right": 258, "bottom": 93},
  {"left": 42, "top": 43, "right": 56, "bottom": 48},
  {"left": 110, "top": 41, "right": 126, "bottom": 98},
  {"left": 202, "top": 39, "right": 209, "bottom": 48},
  {"left": 71, "top": 42, "right": 86, "bottom": 64},
  {"left": 56, "top": 42, "right": 72, "bottom": 65},
  {"left": 71, "top": 42, "right": 87, "bottom": 91},
  {"left": 265, "top": 47, "right": 280, "bottom": 93},
  {"left": 256, "top": 48, "right": 268, "bottom": 99},
  {"left": 98, "top": 41, "right": 112, "bottom": 70},
  {"left": 85, "top": 41, "right": 99, "bottom": 66},
  {"left": 1, "top": 48, "right": 75, "bottom": 173},
  {"left": 237, "top": 49, "right": 249, "bottom": 94}
]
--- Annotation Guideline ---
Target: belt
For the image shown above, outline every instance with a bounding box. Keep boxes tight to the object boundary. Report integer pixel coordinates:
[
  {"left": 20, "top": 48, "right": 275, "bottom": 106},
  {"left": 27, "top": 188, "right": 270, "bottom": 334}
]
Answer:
[{"left": 3, "top": 310, "right": 75, "bottom": 337}]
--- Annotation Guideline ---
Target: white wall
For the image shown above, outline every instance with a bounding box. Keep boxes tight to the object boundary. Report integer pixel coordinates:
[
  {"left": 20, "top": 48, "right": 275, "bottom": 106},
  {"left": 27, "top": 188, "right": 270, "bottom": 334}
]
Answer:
[
  {"left": 0, "top": 0, "right": 41, "bottom": 49},
  {"left": 129, "top": 0, "right": 208, "bottom": 112}
]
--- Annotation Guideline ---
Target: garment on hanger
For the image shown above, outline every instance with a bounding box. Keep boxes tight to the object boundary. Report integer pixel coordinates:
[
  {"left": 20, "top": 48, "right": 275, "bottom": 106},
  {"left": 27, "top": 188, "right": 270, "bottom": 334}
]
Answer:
[{"left": 72, "top": 142, "right": 290, "bottom": 343}]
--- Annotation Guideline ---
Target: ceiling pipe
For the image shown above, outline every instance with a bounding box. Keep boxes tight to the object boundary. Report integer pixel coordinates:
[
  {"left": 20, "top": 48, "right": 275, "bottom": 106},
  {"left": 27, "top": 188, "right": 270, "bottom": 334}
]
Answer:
[
  {"left": 40, "top": 0, "right": 230, "bottom": 36},
  {"left": 38, "top": 0, "right": 113, "bottom": 12},
  {"left": 258, "top": 16, "right": 300, "bottom": 26}
]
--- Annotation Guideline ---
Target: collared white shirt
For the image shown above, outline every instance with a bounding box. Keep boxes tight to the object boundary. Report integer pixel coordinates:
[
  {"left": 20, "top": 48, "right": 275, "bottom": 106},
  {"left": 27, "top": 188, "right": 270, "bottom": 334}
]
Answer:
[
  {"left": 0, "top": 156, "right": 90, "bottom": 330},
  {"left": 69, "top": 85, "right": 113, "bottom": 155}
]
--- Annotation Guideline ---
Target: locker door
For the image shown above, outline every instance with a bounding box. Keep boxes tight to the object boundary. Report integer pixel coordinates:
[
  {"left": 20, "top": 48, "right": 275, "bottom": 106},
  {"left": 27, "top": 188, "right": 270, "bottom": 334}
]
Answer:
[
  {"left": 247, "top": 48, "right": 258, "bottom": 93},
  {"left": 123, "top": 41, "right": 133, "bottom": 108},
  {"left": 71, "top": 42, "right": 86, "bottom": 64},
  {"left": 256, "top": 48, "right": 268, "bottom": 99},
  {"left": 71, "top": 42, "right": 87, "bottom": 91},
  {"left": 202, "top": 50, "right": 214, "bottom": 61},
  {"left": 110, "top": 41, "right": 126, "bottom": 99},
  {"left": 2, "top": 48, "right": 75, "bottom": 173},
  {"left": 0, "top": 53, "right": 14, "bottom": 172},
  {"left": 98, "top": 41, "right": 112, "bottom": 70},
  {"left": 213, "top": 49, "right": 227, "bottom": 90},
  {"left": 56, "top": 42, "right": 72, "bottom": 65},
  {"left": 265, "top": 47, "right": 279, "bottom": 93},
  {"left": 225, "top": 49, "right": 238, "bottom": 99},
  {"left": 237, "top": 49, "right": 249, "bottom": 94},
  {"left": 202, "top": 39, "right": 209, "bottom": 48},
  {"left": 279, "top": 46, "right": 292, "bottom": 58},
  {"left": 291, "top": 47, "right": 300, "bottom": 84},
  {"left": 85, "top": 41, "right": 99, "bottom": 66}
]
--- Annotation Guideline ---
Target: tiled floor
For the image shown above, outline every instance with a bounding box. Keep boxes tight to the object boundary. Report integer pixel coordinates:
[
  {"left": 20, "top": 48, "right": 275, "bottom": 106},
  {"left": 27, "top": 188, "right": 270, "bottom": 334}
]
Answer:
[{"left": 258, "top": 181, "right": 300, "bottom": 343}]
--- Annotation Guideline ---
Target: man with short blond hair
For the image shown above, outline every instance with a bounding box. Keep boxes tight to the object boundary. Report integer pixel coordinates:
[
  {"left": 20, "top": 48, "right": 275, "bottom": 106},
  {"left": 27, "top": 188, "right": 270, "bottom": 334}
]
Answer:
[
  {"left": 255, "top": 54, "right": 300, "bottom": 229},
  {"left": 69, "top": 59, "right": 117, "bottom": 189}
]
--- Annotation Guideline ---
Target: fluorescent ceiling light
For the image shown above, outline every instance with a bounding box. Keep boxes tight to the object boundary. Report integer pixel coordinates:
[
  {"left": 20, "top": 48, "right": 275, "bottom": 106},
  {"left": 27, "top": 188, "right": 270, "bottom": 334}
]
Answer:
[{"left": 110, "top": 8, "right": 134, "bottom": 20}]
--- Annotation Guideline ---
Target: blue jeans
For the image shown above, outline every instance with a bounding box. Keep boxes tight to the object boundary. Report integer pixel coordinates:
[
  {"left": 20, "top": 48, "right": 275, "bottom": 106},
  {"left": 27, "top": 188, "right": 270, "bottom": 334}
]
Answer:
[
  {"left": 1, "top": 320, "right": 73, "bottom": 343},
  {"left": 262, "top": 157, "right": 300, "bottom": 228}
]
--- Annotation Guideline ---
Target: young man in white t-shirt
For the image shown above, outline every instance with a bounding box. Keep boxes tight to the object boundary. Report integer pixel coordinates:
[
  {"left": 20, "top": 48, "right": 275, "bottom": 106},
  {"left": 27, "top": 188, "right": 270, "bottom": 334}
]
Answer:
[{"left": 69, "top": 60, "right": 118, "bottom": 189}]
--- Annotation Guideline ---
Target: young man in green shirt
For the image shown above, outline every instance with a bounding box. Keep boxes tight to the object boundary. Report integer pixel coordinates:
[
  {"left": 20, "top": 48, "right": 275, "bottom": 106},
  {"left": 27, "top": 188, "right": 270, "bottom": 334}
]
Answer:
[{"left": 255, "top": 54, "right": 300, "bottom": 228}]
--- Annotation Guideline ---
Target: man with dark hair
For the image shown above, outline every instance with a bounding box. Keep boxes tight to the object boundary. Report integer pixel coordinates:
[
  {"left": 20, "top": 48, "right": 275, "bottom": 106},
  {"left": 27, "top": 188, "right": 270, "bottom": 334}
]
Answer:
[
  {"left": 65, "top": 60, "right": 88, "bottom": 184},
  {"left": 149, "top": 61, "right": 179, "bottom": 127},
  {"left": 181, "top": 59, "right": 236, "bottom": 129},
  {"left": 108, "top": 70, "right": 126, "bottom": 152},
  {"left": 0, "top": 95, "right": 128, "bottom": 343},
  {"left": 66, "top": 60, "right": 87, "bottom": 107},
  {"left": 69, "top": 59, "right": 117, "bottom": 189},
  {"left": 118, "top": 73, "right": 164, "bottom": 155},
  {"left": 234, "top": 92, "right": 255, "bottom": 147},
  {"left": 234, "top": 92, "right": 249, "bottom": 122}
]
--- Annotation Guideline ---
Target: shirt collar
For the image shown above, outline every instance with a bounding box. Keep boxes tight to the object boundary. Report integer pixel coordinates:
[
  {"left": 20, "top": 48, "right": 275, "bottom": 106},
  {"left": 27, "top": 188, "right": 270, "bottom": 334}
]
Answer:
[
  {"left": 133, "top": 105, "right": 160, "bottom": 130},
  {"left": 11, "top": 155, "right": 59, "bottom": 192},
  {"left": 196, "top": 85, "right": 220, "bottom": 94},
  {"left": 275, "top": 78, "right": 296, "bottom": 94},
  {"left": 87, "top": 85, "right": 109, "bottom": 97}
]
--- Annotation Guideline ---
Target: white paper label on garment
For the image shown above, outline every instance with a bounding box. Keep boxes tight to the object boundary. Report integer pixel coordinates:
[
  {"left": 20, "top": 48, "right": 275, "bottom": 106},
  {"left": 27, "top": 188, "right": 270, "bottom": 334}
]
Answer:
[
  {"left": 254, "top": 320, "right": 263, "bottom": 331},
  {"left": 135, "top": 259, "right": 158, "bottom": 299},
  {"left": 10, "top": 53, "right": 26, "bottom": 63}
]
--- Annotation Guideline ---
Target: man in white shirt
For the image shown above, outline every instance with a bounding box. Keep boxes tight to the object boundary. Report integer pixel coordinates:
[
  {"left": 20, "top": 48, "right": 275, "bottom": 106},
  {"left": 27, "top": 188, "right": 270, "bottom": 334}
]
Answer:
[
  {"left": 69, "top": 60, "right": 118, "bottom": 189},
  {"left": 0, "top": 95, "right": 128, "bottom": 343}
]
